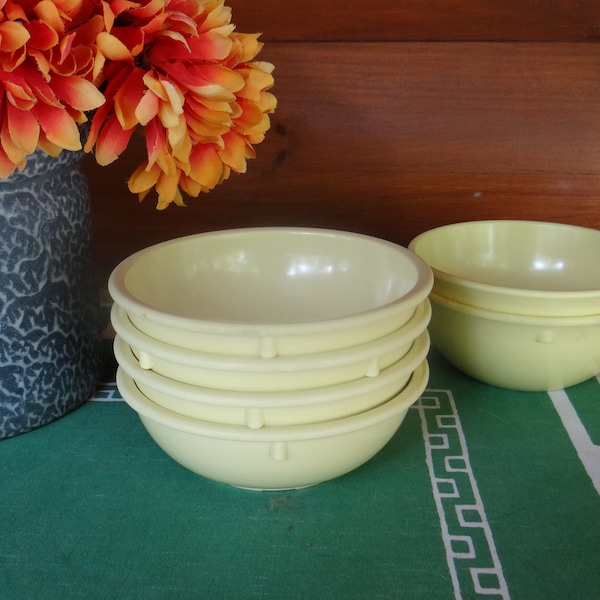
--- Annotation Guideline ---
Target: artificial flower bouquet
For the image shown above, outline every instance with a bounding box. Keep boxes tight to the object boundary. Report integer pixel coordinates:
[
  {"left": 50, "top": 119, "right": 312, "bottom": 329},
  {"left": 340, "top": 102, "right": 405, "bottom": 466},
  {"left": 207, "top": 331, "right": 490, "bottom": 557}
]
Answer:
[{"left": 0, "top": 0, "right": 276, "bottom": 208}]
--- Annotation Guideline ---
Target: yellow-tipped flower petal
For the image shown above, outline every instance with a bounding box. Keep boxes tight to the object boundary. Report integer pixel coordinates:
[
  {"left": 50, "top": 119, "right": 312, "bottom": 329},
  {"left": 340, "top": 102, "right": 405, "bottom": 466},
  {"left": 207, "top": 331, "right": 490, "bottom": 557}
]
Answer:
[
  {"left": 7, "top": 103, "right": 40, "bottom": 153},
  {"left": 96, "top": 31, "right": 133, "bottom": 61},
  {"left": 0, "top": 21, "right": 30, "bottom": 52},
  {"left": 218, "top": 131, "right": 247, "bottom": 173}
]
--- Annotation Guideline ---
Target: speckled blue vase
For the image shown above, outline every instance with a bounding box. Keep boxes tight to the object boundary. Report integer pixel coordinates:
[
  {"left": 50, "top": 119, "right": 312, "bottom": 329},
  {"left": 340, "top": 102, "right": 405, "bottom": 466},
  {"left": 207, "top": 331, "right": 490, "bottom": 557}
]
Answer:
[{"left": 0, "top": 148, "right": 103, "bottom": 439}]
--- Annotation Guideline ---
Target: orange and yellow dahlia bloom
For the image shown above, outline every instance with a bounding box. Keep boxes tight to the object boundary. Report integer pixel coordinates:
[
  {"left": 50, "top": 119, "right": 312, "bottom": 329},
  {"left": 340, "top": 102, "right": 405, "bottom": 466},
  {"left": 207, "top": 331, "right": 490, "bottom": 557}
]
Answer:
[
  {"left": 0, "top": 0, "right": 105, "bottom": 178},
  {"left": 0, "top": 0, "right": 276, "bottom": 208},
  {"left": 86, "top": 0, "right": 277, "bottom": 209}
]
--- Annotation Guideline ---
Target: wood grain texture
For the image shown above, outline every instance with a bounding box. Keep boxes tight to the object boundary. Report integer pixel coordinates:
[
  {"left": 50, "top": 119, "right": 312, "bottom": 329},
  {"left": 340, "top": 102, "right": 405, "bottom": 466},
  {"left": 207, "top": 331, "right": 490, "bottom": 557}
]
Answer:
[
  {"left": 227, "top": 0, "right": 600, "bottom": 42},
  {"left": 89, "top": 41, "right": 600, "bottom": 285}
]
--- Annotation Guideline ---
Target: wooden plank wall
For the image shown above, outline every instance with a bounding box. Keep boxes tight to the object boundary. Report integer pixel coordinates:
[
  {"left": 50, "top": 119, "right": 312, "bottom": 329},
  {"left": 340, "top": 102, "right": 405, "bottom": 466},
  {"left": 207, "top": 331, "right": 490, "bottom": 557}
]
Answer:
[{"left": 87, "top": 1, "right": 600, "bottom": 287}]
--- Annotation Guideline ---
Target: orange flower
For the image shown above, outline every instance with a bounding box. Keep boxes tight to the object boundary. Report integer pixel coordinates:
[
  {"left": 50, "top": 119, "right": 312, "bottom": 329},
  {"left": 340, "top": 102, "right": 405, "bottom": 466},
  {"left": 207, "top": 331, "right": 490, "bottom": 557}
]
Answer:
[
  {"left": 0, "top": 0, "right": 105, "bottom": 178},
  {"left": 85, "top": 0, "right": 276, "bottom": 208},
  {"left": 0, "top": 0, "right": 275, "bottom": 208}
]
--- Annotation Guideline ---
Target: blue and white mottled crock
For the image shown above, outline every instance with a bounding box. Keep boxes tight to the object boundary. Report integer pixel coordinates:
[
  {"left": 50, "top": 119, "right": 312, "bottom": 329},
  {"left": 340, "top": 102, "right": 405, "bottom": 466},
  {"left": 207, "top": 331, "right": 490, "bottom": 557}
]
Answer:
[{"left": 0, "top": 148, "right": 103, "bottom": 439}]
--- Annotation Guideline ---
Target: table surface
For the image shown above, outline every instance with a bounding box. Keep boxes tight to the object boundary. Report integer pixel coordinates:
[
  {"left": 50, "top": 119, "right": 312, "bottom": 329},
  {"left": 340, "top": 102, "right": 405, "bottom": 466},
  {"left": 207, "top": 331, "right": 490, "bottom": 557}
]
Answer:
[{"left": 1, "top": 349, "right": 599, "bottom": 600}]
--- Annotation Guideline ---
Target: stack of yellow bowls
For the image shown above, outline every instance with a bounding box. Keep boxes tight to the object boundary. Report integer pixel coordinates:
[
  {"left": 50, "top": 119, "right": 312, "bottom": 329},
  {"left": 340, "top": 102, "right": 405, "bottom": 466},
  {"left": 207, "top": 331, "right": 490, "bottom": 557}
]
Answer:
[
  {"left": 409, "top": 220, "right": 600, "bottom": 391},
  {"left": 110, "top": 228, "right": 434, "bottom": 490}
]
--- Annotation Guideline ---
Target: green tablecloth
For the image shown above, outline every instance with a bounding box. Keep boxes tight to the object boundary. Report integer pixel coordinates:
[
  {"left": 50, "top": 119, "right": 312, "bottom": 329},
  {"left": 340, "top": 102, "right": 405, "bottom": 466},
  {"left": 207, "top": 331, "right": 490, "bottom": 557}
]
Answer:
[{"left": 1, "top": 349, "right": 599, "bottom": 599}]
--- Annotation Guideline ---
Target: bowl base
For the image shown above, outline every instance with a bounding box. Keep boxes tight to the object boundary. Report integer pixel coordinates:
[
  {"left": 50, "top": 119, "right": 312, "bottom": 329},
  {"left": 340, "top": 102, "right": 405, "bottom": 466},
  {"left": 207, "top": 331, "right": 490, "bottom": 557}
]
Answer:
[{"left": 233, "top": 482, "right": 320, "bottom": 491}]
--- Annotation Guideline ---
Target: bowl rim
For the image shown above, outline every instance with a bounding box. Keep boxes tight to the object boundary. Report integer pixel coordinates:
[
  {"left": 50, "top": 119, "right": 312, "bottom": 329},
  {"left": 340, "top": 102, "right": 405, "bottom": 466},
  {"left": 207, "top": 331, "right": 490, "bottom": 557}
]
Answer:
[
  {"left": 110, "top": 299, "right": 432, "bottom": 371},
  {"left": 409, "top": 220, "right": 600, "bottom": 298},
  {"left": 113, "top": 328, "right": 430, "bottom": 408},
  {"left": 108, "top": 227, "right": 434, "bottom": 335},
  {"left": 430, "top": 291, "right": 600, "bottom": 325},
  {"left": 116, "top": 360, "right": 429, "bottom": 441}
]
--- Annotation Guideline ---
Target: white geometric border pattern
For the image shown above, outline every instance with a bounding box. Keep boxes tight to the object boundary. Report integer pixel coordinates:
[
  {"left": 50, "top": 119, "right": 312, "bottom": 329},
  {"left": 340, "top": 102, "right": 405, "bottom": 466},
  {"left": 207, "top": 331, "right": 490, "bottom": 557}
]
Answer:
[
  {"left": 412, "top": 390, "right": 510, "bottom": 600},
  {"left": 89, "top": 382, "right": 123, "bottom": 402}
]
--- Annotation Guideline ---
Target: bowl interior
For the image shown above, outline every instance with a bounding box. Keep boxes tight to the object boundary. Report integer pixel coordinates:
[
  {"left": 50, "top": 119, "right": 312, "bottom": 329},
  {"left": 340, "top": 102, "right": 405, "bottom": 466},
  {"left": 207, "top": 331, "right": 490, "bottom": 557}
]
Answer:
[
  {"left": 410, "top": 220, "right": 600, "bottom": 293},
  {"left": 111, "top": 228, "right": 431, "bottom": 325}
]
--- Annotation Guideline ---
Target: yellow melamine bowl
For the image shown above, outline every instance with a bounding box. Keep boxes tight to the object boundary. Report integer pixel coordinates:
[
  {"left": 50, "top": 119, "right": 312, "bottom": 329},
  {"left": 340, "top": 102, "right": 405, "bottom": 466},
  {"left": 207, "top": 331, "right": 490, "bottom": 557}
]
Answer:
[
  {"left": 113, "top": 329, "right": 430, "bottom": 427},
  {"left": 428, "top": 292, "right": 600, "bottom": 391},
  {"left": 116, "top": 361, "right": 429, "bottom": 490},
  {"left": 110, "top": 300, "right": 431, "bottom": 392},
  {"left": 108, "top": 228, "right": 433, "bottom": 356},
  {"left": 409, "top": 220, "right": 600, "bottom": 317}
]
